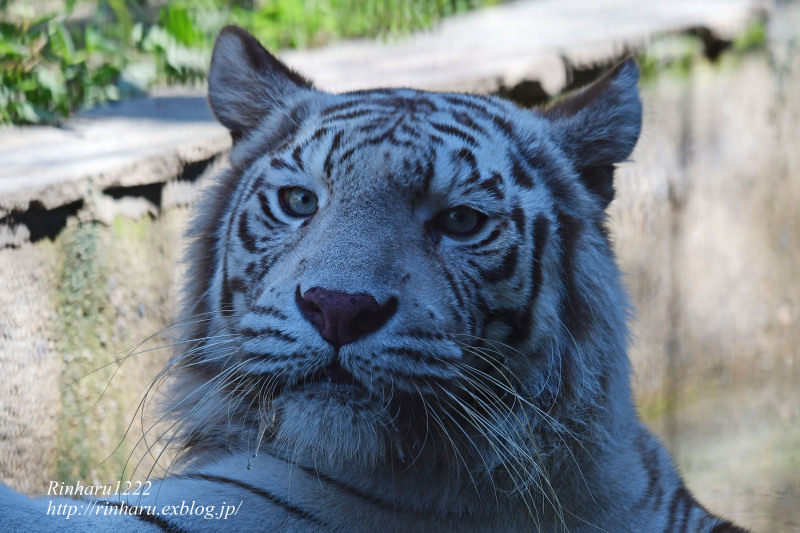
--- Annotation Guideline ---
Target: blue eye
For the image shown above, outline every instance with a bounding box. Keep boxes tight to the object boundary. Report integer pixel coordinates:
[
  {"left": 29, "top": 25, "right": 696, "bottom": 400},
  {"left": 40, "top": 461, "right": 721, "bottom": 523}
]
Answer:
[
  {"left": 435, "top": 206, "right": 485, "bottom": 237},
  {"left": 280, "top": 187, "right": 318, "bottom": 217}
]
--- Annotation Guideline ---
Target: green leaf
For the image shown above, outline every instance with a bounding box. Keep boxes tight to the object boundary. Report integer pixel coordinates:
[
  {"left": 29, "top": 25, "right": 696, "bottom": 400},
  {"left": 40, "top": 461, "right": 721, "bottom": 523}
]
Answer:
[
  {"left": 16, "top": 100, "right": 43, "bottom": 123},
  {"left": 36, "top": 66, "right": 67, "bottom": 100},
  {"left": 48, "top": 22, "right": 76, "bottom": 64}
]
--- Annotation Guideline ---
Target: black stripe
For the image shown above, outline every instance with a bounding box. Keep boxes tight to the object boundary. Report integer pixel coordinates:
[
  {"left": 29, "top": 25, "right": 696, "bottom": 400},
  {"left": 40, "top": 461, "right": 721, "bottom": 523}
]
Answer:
[
  {"left": 402, "top": 329, "right": 446, "bottom": 341},
  {"left": 270, "top": 157, "right": 291, "bottom": 170},
  {"left": 440, "top": 95, "right": 510, "bottom": 136},
  {"left": 457, "top": 267, "right": 475, "bottom": 300},
  {"left": 451, "top": 148, "right": 480, "bottom": 185},
  {"left": 322, "top": 108, "right": 376, "bottom": 123},
  {"left": 323, "top": 131, "right": 343, "bottom": 178},
  {"left": 419, "top": 150, "right": 436, "bottom": 197},
  {"left": 384, "top": 346, "right": 449, "bottom": 368},
  {"left": 344, "top": 88, "right": 397, "bottom": 98},
  {"left": 472, "top": 247, "right": 505, "bottom": 257},
  {"left": 237, "top": 104, "right": 308, "bottom": 170},
  {"left": 664, "top": 486, "right": 691, "bottom": 533},
  {"left": 680, "top": 489, "right": 698, "bottom": 531},
  {"left": 253, "top": 252, "right": 280, "bottom": 282},
  {"left": 356, "top": 122, "right": 380, "bottom": 134},
  {"left": 451, "top": 110, "right": 490, "bottom": 138},
  {"left": 634, "top": 432, "right": 663, "bottom": 510},
  {"left": 467, "top": 222, "right": 506, "bottom": 250},
  {"left": 363, "top": 114, "right": 408, "bottom": 146},
  {"left": 440, "top": 262, "right": 467, "bottom": 313},
  {"left": 491, "top": 114, "right": 514, "bottom": 136},
  {"left": 242, "top": 175, "right": 266, "bottom": 201},
  {"left": 320, "top": 99, "right": 362, "bottom": 116},
  {"left": 237, "top": 211, "right": 261, "bottom": 254},
  {"left": 529, "top": 150, "right": 576, "bottom": 207},
  {"left": 477, "top": 171, "right": 504, "bottom": 199},
  {"left": 310, "top": 127, "right": 329, "bottom": 142},
  {"left": 240, "top": 326, "right": 298, "bottom": 343},
  {"left": 96, "top": 500, "right": 189, "bottom": 533},
  {"left": 510, "top": 158, "right": 535, "bottom": 189},
  {"left": 383, "top": 94, "right": 438, "bottom": 113},
  {"left": 251, "top": 305, "right": 288, "bottom": 320},
  {"left": 399, "top": 123, "right": 422, "bottom": 139},
  {"left": 336, "top": 146, "right": 359, "bottom": 170},
  {"left": 709, "top": 521, "right": 750, "bottom": 532},
  {"left": 529, "top": 215, "right": 550, "bottom": 310},
  {"left": 539, "top": 171, "right": 574, "bottom": 205},
  {"left": 221, "top": 268, "right": 234, "bottom": 317},
  {"left": 181, "top": 474, "right": 329, "bottom": 528},
  {"left": 556, "top": 211, "right": 592, "bottom": 340},
  {"left": 479, "top": 245, "right": 519, "bottom": 283},
  {"left": 240, "top": 350, "right": 310, "bottom": 362},
  {"left": 228, "top": 277, "right": 248, "bottom": 295},
  {"left": 291, "top": 144, "right": 305, "bottom": 171},
  {"left": 510, "top": 205, "right": 525, "bottom": 235},
  {"left": 256, "top": 190, "right": 282, "bottom": 228},
  {"left": 221, "top": 170, "right": 255, "bottom": 317},
  {"left": 495, "top": 215, "right": 549, "bottom": 345},
  {"left": 244, "top": 260, "right": 259, "bottom": 278},
  {"left": 430, "top": 122, "right": 478, "bottom": 146}
]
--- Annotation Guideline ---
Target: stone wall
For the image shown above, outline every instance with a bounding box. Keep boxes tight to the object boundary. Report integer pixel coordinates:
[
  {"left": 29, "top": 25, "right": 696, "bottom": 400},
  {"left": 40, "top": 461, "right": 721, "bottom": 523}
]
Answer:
[
  {"left": 0, "top": 208, "right": 192, "bottom": 493},
  {"left": 612, "top": 37, "right": 800, "bottom": 530}
]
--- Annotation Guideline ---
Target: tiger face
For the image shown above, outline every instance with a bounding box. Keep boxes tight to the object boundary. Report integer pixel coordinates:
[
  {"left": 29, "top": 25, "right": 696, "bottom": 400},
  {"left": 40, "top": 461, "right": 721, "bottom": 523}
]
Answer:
[{"left": 176, "top": 26, "right": 641, "bottom": 478}]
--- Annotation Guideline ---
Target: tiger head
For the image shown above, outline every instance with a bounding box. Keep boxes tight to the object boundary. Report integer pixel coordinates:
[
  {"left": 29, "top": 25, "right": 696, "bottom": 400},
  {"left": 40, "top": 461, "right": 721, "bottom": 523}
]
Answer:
[{"left": 170, "top": 26, "right": 642, "bottom": 486}]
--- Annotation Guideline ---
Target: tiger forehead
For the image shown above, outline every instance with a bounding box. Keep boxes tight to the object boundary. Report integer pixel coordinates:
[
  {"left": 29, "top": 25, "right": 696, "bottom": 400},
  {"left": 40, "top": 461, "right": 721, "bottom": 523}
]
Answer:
[
  {"left": 272, "top": 89, "right": 518, "bottom": 195},
  {"left": 321, "top": 90, "right": 440, "bottom": 118},
  {"left": 317, "top": 88, "right": 514, "bottom": 134}
]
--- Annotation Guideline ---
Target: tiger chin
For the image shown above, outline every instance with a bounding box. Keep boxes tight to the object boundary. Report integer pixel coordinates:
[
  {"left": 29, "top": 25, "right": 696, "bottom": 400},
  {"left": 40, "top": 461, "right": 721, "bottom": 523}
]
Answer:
[{"left": 0, "top": 25, "right": 749, "bottom": 533}]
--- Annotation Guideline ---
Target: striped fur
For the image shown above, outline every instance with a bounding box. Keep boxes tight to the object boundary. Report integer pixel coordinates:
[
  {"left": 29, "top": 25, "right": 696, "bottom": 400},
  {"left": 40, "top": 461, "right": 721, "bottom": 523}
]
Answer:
[{"left": 1, "top": 26, "right": 747, "bottom": 532}]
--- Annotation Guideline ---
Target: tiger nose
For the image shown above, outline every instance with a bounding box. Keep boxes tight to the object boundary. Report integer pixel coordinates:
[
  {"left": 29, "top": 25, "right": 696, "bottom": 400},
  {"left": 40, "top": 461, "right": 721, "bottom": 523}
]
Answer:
[{"left": 296, "top": 287, "right": 398, "bottom": 349}]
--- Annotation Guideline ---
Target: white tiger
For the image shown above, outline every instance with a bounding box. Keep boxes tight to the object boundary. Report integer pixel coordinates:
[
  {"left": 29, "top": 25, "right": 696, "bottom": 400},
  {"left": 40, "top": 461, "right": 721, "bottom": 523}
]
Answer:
[{"left": 1, "top": 26, "right": 747, "bottom": 532}]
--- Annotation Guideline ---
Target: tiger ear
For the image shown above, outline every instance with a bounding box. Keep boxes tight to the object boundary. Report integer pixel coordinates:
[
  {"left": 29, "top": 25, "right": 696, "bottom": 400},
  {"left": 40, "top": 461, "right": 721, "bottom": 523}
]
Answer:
[
  {"left": 543, "top": 59, "right": 642, "bottom": 208},
  {"left": 208, "top": 25, "right": 313, "bottom": 140}
]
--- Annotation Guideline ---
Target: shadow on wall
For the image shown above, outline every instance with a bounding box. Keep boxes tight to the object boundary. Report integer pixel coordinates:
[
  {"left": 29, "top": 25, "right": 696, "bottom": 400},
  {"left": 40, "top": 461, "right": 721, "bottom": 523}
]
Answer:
[{"left": 79, "top": 96, "right": 217, "bottom": 122}]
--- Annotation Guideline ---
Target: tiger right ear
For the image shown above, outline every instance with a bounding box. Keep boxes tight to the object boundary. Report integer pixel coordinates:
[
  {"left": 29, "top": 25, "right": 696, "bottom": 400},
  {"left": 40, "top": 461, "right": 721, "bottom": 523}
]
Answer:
[
  {"left": 208, "top": 26, "right": 313, "bottom": 140},
  {"left": 542, "top": 59, "right": 642, "bottom": 209}
]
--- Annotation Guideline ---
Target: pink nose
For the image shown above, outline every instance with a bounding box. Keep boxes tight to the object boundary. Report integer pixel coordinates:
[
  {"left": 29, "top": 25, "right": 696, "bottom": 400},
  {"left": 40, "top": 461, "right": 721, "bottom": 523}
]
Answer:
[{"left": 295, "top": 287, "right": 397, "bottom": 348}]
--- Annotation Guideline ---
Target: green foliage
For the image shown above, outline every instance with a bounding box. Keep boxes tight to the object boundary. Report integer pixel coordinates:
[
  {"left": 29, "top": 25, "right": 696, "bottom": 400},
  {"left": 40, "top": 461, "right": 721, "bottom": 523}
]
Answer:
[
  {"left": 1, "top": 0, "right": 495, "bottom": 125},
  {"left": 732, "top": 20, "right": 767, "bottom": 52},
  {"left": 0, "top": 12, "right": 123, "bottom": 124},
  {"left": 230, "top": 0, "right": 491, "bottom": 50}
]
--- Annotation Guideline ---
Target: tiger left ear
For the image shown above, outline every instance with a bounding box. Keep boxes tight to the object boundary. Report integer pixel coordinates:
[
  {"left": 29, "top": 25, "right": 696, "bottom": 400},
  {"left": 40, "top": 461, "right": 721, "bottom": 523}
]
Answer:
[
  {"left": 543, "top": 59, "right": 642, "bottom": 208},
  {"left": 208, "top": 26, "right": 313, "bottom": 141}
]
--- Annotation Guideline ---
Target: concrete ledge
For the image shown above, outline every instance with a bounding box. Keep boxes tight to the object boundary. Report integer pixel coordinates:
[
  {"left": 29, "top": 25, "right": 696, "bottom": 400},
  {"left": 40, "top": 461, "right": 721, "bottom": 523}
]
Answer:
[
  {"left": 0, "top": 0, "right": 766, "bottom": 247},
  {"left": 282, "top": 0, "right": 765, "bottom": 93},
  {"left": 0, "top": 96, "right": 230, "bottom": 217}
]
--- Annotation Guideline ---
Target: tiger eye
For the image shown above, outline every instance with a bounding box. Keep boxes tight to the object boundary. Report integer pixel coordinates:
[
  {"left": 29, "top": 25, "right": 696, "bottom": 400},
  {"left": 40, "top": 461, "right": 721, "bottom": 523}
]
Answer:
[
  {"left": 437, "top": 206, "right": 485, "bottom": 236},
  {"left": 280, "top": 187, "right": 318, "bottom": 217}
]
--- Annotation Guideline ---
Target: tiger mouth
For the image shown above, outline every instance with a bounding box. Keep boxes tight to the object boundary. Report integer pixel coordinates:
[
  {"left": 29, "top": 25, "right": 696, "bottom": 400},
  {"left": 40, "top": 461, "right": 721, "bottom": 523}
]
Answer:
[{"left": 301, "top": 362, "right": 362, "bottom": 388}]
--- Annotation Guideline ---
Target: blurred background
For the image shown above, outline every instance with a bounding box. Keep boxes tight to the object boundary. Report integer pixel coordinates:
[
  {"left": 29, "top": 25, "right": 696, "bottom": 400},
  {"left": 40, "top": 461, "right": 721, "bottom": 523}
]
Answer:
[
  {"left": 0, "top": 1, "right": 798, "bottom": 531},
  {"left": 0, "top": 0, "right": 501, "bottom": 124}
]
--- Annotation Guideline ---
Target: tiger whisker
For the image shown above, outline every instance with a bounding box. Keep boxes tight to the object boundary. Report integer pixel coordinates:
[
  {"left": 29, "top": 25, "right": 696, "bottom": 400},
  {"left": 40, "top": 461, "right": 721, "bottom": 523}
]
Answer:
[
  {"left": 125, "top": 349, "right": 250, "bottom": 483},
  {"left": 440, "top": 371, "right": 566, "bottom": 528},
  {"left": 90, "top": 334, "right": 241, "bottom": 474}
]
